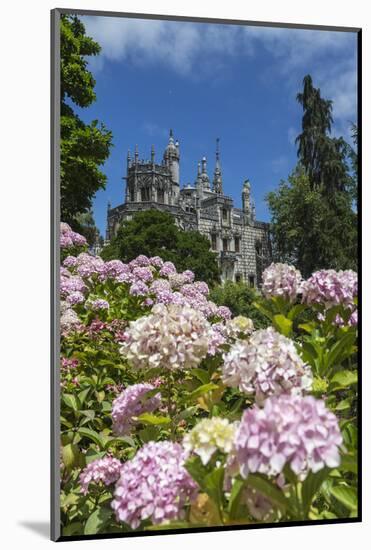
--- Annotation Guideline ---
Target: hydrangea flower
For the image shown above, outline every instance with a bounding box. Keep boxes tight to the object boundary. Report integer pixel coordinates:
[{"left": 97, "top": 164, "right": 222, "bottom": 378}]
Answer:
[
  {"left": 232, "top": 394, "right": 342, "bottom": 479},
  {"left": 301, "top": 269, "right": 357, "bottom": 308},
  {"left": 222, "top": 327, "right": 312, "bottom": 403},
  {"left": 66, "top": 291, "right": 85, "bottom": 305},
  {"left": 129, "top": 280, "right": 149, "bottom": 296},
  {"left": 112, "top": 441, "right": 198, "bottom": 529},
  {"left": 216, "top": 305, "right": 232, "bottom": 321},
  {"left": 132, "top": 267, "right": 154, "bottom": 283},
  {"left": 60, "top": 223, "right": 87, "bottom": 249},
  {"left": 79, "top": 456, "right": 122, "bottom": 495},
  {"left": 112, "top": 383, "right": 161, "bottom": 435},
  {"left": 262, "top": 263, "right": 302, "bottom": 302},
  {"left": 87, "top": 298, "right": 110, "bottom": 311},
  {"left": 120, "top": 303, "right": 211, "bottom": 371},
  {"left": 224, "top": 315, "right": 254, "bottom": 340},
  {"left": 183, "top": 417, "right": 238, "bottom": 465},
  {"left": 159, "top": 261, "right": 177, "bottom": 277}
]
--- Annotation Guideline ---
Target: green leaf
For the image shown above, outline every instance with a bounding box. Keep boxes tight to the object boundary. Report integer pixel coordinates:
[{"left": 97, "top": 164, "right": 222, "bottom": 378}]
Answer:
[
  {"left": 326, "top": 332, "right": 356, "bottom": 370},
  {"left": 78, "top": 387, "right": 90, "bottom": 406},
  {"left": 253, "top": 301, "right": 274, "bottom": 321},
  {"left": 273, "top": 314, "right": 293, "bottom": 336},
  {"left": 301, "top": 468, "right": 330, "bottom": 517},
  {"left": 185, "top": 456, "right": 207, "bottom": 489},
  {"left": 339, "top": 453, "right": 358, "bottom": 474},
  {"left": 62, "top": 393, "right": 79, "bottom": 412},
  {"left": 228, "top": 478, "right": 246, "bottom": 520},
  {"left": 189, "top": 383, "right": 219, "bottom": 400},
  {"left": 330, "top": 485, "right": 358, "bottom": 512},
  {"left": 287, "top": 304, "right": 307, "bottom": 321},
  {"left": 247, "top": 474, "right": 288, "bottom": 512},
  {"left": 298, "top": 323, "right": 315, "bottom": 334},
  {"left": 62, "top": 522, "right": 84, "bottom": 536},
  {"left": 77, "top": 427, "right": 105, "bottom": 449},
  {"left": 104, "top": 436, "right": 136, "bottom": 450},
  {"left": 136, "top": 413, "right": 171, "bottom": 426},
  {"left": 330, "top": 370, "right": 357, "bottom": 389},
  {"left": 190, "top": 368, "right": 210, "bottom": 385},
  {"left": 62, "top": 443, "right": 83, "bottom": 470},
  {"left": 204, "top": 467, "right": 225, "bottom": 513},
  {"left": 334, "top": 398, "right": 352, "bottom": 411},
  {"left": 84, "top": 506, "right": 112, "bottom": 535}
]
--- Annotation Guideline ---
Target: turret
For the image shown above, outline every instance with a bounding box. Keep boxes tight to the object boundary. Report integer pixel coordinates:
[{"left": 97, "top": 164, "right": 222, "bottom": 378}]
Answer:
[
  {"left": 213, "top": 138, "right": 223, "bottom": 194},
  {"left": 201, "top": 156, "right": 210, "bottom": 190},
  {"left": 242, "top": 179, "right": 251, "bottom": 213},
  {"left": 163, "top": 129, "right": 180, "bottom": 186}
]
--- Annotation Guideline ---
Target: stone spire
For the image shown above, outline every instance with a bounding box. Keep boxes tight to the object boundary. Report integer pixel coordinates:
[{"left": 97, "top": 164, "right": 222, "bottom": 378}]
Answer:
[
  {"left": 151, "top": 144, "right": 155, "bottom": 164},
  {"left": 164, "top": 129, "right": 180, "bottom": 185},
  {"left": 213, "top": 138, "right": 223, "bottom": 194},
  {"left": 134, "top": 144, "right": 139, "bottom": 164},
  {"left": 201, "top": 156, "right": 210, "bottom": 190}
]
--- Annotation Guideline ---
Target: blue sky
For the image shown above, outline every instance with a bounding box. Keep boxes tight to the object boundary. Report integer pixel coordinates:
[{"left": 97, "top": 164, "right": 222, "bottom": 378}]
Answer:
[{"left": 75, "top": 16, "right": 358, "bottom": 236}]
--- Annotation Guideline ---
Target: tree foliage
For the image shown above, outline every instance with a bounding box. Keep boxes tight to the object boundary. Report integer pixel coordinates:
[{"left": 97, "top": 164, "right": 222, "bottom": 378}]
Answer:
[
  {"left": 209, "top": 282, "right": 269, "bottom": 329},
  {"left": 101, "top": 210, "right": 221, "bottom": 286},
  {"left": 60, "top": 15, "right": 113, "bottom": 226},
  {"left": 267, "top": 169, "right": 357, "bottom": 277},
  {"left": 267, "top": 75, "right": 358, "bottom": 277}
]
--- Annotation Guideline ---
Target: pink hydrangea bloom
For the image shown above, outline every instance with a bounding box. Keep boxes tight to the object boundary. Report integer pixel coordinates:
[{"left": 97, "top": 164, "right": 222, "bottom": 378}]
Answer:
[
  {"left": 216, "top": 305, "right": 232, "bottom": 321},
  {"left": 301, "top": 269, "right": 357, "bottom": 308},
  {"left": 222, "top": 327, "right": 312, "bottom": 403},
  {"left": 262, "top": 263, "right": 302, "bottom": 302},
  {"left": 111, "top": 441, "right": 198, "bottom": 529},
  {"left": 132, "top": 267, "right": 154, "bottom": 283},
  {"left": 66, "top": 291, "right": 85, "bottom": 305},
  {"left": 129, "top": 280, "right": 149, "bottom": 296},
  {"left": 232, "top": 394, "right": 342, "bottom": 479},
  {"left": 112, "top": 383, "right": 161, "bottom": 435},
  {"left": 79, "top": 456, "right": 122, "bottom": 495}
]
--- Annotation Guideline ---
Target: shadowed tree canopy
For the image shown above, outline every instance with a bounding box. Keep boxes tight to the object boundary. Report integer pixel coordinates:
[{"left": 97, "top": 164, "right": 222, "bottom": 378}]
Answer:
[
  {"left": 101, "top": 210, "right": 221, "bottom": 286},
  {"left": 60, "top": 15, "right": 112, "bottom": 226}
]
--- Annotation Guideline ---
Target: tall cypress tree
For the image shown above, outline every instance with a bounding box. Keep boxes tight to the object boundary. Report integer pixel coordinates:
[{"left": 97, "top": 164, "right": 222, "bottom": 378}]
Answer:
[{"left": 267, "top": 75, "right": 357, "bottom": 276}]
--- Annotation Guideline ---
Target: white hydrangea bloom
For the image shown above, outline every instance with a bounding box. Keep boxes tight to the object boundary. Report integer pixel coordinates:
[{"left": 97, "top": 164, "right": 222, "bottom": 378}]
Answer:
[
  {"left": 183, "top": 417, "right": 238, "bottom": 465},
  {"left": 120, "top": 303, "right": 210, "bottom": 371}
]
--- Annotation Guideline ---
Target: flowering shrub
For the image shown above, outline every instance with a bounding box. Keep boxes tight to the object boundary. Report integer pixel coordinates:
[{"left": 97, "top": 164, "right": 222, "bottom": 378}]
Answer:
[{"left": 59, "top": 234, "right": 358, "bottom": 536}]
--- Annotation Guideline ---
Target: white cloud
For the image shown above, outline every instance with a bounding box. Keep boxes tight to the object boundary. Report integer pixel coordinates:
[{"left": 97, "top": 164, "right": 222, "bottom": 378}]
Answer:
[{"left": 81, "top": 16, "right": 357, "bottom": 129}]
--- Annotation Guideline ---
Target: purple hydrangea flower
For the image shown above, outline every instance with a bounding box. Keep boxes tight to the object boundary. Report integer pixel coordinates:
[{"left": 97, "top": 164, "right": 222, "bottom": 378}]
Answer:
[
  {"left": 132, "top": 267, "right": 154, "bottom": 283},
  {"left": 66, "top": 291, "right": 85, "bottom": 305},
  {"left": 88, "top": 299, "right": 109, "bottom": 311},
  {"left": 232, "top": 394, "right": 342, "bottom": 479},
  {"left": 159, "top": 261, "right": 177, "bottom": 277},
  {"left": 149, "top": 256, "right": 164, "bottom": 268},
  {"left": 112, "top": 383, "right": 161, "bottom": 435},
  {"left": 129, "top": 280, "right": 149, "bottom": 296},
  {"left": 112, "top": 441, "right": 198, "bottom": 529},
  {"left": 262, "top": 263, "right": 302, "bottom": 302},
  {"left": 129, "top": 255, "right": 151, "bottom": 268},
  {"left": 216, "top": 305, "right": 232, "bottom": 321},
  {"left": 79, "top": 456, "right": 122, "bottom": 495}
]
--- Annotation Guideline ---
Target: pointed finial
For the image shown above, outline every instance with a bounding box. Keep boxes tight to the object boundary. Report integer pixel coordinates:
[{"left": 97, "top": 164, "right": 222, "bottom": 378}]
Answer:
[
  {"left": 170, "top": 128, "right": 173, "bottom": 138},
  {"left": 216, "top": 137, "right": 220, "bottom": 159},
  {"left": 151, "top": 144, "right": 155, "bottom": 162},
  {"left": 197, "top": 161, "right": 201, "bottom": 175}
]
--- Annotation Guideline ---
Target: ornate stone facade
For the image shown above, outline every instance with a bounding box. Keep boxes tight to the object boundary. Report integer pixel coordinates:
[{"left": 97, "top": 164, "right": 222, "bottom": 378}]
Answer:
[{"left": 106, "top": 130, "right": 271, "bottom": 286}]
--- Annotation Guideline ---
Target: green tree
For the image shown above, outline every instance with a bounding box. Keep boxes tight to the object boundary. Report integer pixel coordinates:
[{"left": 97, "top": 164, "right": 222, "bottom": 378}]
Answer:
[
  {"left": 267, "top": 168, "right": 357, "bottom": 277},
  {"left": 209, "top": 281, "right": 268, "bottom": 329},
  {"left": 60, "top": 15, "right": 112, "bottom": 226},
  {"left": 267, "top": 75, "right": 358, "bottom": 276},
  {"left": 74, "top": 210, "right": 100, "bottom": 246},
  {"left": 101, "top": 210, "right": 221, "bottom": 286}
]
